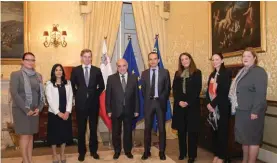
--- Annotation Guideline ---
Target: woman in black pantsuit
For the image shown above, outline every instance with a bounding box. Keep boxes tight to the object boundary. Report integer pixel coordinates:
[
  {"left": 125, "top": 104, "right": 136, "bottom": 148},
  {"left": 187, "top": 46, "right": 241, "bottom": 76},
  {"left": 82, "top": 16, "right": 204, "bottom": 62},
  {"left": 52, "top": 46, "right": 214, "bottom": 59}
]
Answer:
[
  {"left": 46, "top": 64, "right": 73, "bottom": 163},
  {"left": 172, "top": 52, "right": 202, "bottom": 163},
  {"left": 206, "top": 53, "right": 232, "bottom": 163}
]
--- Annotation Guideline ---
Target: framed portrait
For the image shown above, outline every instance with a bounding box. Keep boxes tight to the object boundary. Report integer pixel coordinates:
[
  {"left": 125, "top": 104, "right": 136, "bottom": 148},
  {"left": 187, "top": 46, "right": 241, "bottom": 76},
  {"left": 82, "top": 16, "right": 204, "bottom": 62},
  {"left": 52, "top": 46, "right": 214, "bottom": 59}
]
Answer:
[
  {"left": 225, "top": 63, "right": 243, "bottom": 79},
  {"left": 208, "top": 1, "right": 266, "bottom": 58},
  {"left": 1, "top": 1, "right": 30, "bottom": 65}
]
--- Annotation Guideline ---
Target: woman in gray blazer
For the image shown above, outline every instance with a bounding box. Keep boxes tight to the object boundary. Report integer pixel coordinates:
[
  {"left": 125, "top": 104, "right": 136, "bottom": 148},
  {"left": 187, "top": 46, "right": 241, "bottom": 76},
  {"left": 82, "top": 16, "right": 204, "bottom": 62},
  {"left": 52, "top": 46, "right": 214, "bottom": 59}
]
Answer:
[
  {"left": 229, "top": 48, "right": 267, "bottom": 163},
  {"left": 10, "top": 52, "right": 45, "bottom": 163}
]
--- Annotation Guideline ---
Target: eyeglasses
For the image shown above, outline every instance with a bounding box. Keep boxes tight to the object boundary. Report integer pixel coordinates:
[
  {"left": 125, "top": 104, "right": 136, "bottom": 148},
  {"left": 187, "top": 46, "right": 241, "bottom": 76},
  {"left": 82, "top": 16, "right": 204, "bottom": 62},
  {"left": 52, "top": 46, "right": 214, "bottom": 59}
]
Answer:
[{"left": 24, "top": 59, "right": 36, "bottom": 62}]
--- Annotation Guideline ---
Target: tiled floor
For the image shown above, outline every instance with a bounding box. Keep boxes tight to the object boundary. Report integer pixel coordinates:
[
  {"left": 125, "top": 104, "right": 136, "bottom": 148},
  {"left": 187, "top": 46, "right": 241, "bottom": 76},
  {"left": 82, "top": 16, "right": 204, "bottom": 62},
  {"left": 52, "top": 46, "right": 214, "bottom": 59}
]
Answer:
[{"left": 1, "top": 131, "right": 264, "bottom": 163}]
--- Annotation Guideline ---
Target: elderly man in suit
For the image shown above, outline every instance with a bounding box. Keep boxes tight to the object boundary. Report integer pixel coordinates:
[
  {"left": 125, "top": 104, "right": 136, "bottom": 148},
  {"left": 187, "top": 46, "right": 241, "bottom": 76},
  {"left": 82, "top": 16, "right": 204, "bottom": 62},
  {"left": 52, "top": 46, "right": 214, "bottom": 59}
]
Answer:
[
  {"left": 141, "top": 52, "right": 171, "bottom": 160},
  {"left": 106, "top": 59, "right": 139, "bottom": 159}
]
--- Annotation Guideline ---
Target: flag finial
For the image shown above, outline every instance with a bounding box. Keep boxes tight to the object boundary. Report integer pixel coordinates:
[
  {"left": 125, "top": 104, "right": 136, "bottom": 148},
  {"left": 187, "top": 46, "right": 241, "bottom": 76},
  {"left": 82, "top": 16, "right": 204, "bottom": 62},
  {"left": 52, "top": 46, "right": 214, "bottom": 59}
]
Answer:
[
  {"left": 104, "top": 36, "right": 107, "bottom": 40},
  {"left": 128, "top": 35, "right": 132, "bottom": 40},
  {"left": 153, "top": 47, "right": 158, "bottom": 53},
  {"left": 155, "top": 34, "right": 159, "bottom": 39}
]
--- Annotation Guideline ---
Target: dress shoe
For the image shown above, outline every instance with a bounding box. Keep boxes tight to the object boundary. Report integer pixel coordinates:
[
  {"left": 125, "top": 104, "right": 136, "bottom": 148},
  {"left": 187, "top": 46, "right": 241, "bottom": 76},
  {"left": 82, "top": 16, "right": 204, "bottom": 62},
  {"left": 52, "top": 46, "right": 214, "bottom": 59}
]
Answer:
[
  {"left": 78, "top": 154, "right": 85, "bottom": 162},
  {"left": 224, "top": 158, "right": 231, "bottom": 163},
  {"left": 113, "top": 152, "right": 120, "bottom": 159},
  {"left": 179, "top": 155, "right": 186, "bottom": 160},
  {"left": 159, "top": 152, "right": 166, "bottom": 160},
  {"left": 188, "top": 158, "right": 195, "bottom": 163},
  {"left": 141, "top": 152, "right": 151, "bottom": 160},
  {"left": 90, "top": 153, "right": 100, "bottom": 159},
  {"left": 125, "top": 152, "right": 133, "bottom": 159}
]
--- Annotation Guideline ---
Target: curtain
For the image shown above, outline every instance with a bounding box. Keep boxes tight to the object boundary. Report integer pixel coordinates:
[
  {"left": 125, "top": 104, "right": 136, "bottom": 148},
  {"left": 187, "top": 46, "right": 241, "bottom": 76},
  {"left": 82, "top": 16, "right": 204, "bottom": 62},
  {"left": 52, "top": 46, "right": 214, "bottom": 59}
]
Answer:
[
  {"left": 81, "top": 1, "right": 122, "bottom": 65},
  {"left": 132, "top": 1, "right": 167, "bottom": 67}
]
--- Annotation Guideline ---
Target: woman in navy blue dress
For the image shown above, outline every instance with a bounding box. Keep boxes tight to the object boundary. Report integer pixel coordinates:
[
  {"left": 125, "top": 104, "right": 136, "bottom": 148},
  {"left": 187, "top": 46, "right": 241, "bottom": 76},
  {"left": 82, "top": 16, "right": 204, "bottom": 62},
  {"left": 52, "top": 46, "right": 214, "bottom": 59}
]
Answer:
[{"left": 46, "top": 64, "right": 73, "bottom": 163}]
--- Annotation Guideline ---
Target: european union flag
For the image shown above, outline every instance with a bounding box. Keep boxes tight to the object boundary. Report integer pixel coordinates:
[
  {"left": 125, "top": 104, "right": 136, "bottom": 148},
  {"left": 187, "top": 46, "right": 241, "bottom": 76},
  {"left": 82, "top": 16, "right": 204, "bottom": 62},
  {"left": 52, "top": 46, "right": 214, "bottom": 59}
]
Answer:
[
  {"left": 123, "top": 39, "right": 144, "bottom": 129},
  {"left": 152, "top": 36, "right": 172, "bottom": 132}
]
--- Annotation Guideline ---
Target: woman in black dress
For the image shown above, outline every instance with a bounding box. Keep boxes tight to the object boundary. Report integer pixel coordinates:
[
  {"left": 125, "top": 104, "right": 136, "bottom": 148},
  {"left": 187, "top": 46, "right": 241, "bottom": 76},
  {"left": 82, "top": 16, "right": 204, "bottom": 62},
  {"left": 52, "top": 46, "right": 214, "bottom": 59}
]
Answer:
[
  {"left": 172, "top": 52, "right": 202, "bottom": 163},
  {"left": 206, "top": 53, "right": 232, "bottom": 163},
  {"left": 45, "top": 64, "right": 73, "bottom": 163}
]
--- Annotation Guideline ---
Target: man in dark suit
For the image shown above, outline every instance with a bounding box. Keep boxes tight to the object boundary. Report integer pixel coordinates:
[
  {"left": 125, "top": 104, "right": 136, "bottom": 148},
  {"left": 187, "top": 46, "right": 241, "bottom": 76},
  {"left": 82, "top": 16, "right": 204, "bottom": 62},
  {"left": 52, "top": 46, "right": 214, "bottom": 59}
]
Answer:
[
  {"left": 141, "top": 52, "right": 171, "bottom": 160},
  {"left": 70, "top": 49, "right": 105, "bottom": 162},
  {"left": 106, "top": 59, "right": 139, "bottom": 159}
]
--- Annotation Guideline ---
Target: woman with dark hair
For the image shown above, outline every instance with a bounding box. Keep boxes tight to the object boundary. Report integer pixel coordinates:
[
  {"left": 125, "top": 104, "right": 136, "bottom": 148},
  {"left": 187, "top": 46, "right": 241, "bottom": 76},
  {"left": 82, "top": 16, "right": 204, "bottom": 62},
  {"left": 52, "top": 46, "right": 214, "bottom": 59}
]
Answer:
[
  {"left": 10, "top": 52, "right": 45, "bottom": 163},
  {"left": 206, "top": 53, "right": 232, "bottom": 163},
  {"left": 229, "top": 48, "right": 267, "bottom": 163},
  {"left": 45, "top": 64, "right": 73, "bottom": 163},
  {"left": 172, "top": 52, "right": 202, "bottom": 163}
]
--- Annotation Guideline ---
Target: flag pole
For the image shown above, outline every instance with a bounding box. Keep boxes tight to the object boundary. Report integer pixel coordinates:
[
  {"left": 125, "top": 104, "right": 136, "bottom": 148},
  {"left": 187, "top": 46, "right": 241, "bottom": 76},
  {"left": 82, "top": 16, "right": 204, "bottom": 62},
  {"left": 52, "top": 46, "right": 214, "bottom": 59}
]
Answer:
[
  {"left": 132, "top": 126, "right": 142, "bottom": 147},
  {"left": 101, "top": 36, "right": 113, "bottom": 149},
  {"left": 105, "top": 36, "right": 112, "bottom": 150},
  {"left": 127, "top": 34, "right": 141, "bottom": 147},
  {"left": 108, "top": 129, "right": 113, "bottom": 149}
]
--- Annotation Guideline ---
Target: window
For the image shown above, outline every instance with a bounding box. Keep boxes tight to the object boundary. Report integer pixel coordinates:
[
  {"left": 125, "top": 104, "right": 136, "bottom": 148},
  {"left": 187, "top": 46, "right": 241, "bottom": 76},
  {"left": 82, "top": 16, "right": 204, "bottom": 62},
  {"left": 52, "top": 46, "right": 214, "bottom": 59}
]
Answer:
[{"left": 111, "top": 2, "right": 145, "bottom": 74}]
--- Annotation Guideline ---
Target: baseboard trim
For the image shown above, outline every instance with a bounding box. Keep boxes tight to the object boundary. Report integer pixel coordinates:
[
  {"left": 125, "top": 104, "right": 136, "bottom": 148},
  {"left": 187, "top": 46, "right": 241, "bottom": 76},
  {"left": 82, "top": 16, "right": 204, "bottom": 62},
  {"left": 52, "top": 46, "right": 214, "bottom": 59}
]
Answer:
[{"left": 258, "top": 148, "right": 277, "bottom": 163}]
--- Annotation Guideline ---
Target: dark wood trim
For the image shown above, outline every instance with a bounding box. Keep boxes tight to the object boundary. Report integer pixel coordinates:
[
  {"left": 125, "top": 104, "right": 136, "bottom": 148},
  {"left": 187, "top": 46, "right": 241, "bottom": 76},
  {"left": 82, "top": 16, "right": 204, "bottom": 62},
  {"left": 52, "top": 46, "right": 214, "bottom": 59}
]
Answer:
[
  {"left": 267, "top": 100, "right": 277, "bottom": 107},
  {"left": 265, "top": 100, "right": 277, "bottom": 119},
  {"left": 123, "top": 2, "right": 132, "bottom": 4},
  {"left": 225, "top": 63, "right": 243, "bottom": 68},
  {"left": 265, "top": 113, "right": 277, "bottom": 118},
  {"left": 263, "top": 141, "right": 277, "bottom": 149}
]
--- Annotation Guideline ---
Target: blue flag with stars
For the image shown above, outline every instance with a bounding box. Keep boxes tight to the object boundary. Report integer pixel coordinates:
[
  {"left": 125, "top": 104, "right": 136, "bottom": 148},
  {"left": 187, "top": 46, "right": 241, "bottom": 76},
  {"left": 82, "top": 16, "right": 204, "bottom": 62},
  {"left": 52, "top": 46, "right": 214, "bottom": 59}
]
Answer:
[
  {"left": 152, "top": 37, "right": 172, "bottom": 132},
  {"left": 123, "top": 39, "right": 144, "bottom": 129}
]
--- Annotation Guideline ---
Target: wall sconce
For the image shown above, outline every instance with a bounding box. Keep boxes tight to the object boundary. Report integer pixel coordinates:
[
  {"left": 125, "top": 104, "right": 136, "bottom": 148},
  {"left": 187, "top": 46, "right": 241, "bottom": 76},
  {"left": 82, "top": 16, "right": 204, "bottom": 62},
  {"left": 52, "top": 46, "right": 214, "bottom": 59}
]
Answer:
[{"left": 43, "top": 24, "right": 67, "bottom": 47}]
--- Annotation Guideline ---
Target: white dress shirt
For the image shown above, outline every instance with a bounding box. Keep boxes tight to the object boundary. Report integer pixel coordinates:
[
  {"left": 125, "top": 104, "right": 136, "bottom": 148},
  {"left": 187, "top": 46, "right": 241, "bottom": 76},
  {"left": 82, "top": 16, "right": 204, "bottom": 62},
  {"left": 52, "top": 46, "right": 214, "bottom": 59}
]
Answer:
[{"left": 45, "top": 80, "right": 73, "bottom": 115}]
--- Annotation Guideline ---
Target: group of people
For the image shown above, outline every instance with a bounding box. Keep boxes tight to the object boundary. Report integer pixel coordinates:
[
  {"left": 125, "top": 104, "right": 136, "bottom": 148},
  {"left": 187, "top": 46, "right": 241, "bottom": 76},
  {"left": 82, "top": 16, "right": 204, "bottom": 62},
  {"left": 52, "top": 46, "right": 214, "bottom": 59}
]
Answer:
[{"left": 10, "top": 47, "right": 267, "bottom": 163}]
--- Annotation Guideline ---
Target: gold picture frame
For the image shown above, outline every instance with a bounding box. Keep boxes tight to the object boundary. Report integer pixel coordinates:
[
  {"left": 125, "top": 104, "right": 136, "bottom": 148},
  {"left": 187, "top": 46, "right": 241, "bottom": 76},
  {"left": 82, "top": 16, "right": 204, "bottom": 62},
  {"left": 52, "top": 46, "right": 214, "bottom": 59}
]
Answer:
[
  {"left": 1, "top": 1, "right": 30, "bottom": 65},
  {"left": 208, "top": 1, "right": 266, "bottom": 58}
]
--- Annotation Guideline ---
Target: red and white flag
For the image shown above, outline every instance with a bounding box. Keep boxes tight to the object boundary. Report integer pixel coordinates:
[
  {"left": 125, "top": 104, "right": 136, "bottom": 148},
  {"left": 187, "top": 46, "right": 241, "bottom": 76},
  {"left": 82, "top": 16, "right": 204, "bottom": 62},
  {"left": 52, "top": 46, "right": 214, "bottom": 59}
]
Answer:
[{"left": 99, "top": 40, "right": 113, "bottom": 131}]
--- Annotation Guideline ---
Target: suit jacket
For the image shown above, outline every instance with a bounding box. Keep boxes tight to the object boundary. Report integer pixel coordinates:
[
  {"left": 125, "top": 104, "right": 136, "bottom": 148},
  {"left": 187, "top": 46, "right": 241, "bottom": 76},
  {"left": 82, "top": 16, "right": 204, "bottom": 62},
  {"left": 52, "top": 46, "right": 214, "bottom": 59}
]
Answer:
[
  {"left": 141, "top": 68, "right": 171, "bottom": 111},
  {"left": 171, "top": 69, "right": 202, "bottom": 132},
  {"left": 45, "top": 80, "right": 73, "bottom": 115},
  {"left": 70, "top": 65, "right": 104, "bottom": 110},
  {"left": 105, "top": 72, "right": 139, "bottom": 118},
  {"left": 206, "top": 67, "right": 232, "bottom": 116},
  {"left": 236, "top": 65, "right": 267, "bottom": 114}
]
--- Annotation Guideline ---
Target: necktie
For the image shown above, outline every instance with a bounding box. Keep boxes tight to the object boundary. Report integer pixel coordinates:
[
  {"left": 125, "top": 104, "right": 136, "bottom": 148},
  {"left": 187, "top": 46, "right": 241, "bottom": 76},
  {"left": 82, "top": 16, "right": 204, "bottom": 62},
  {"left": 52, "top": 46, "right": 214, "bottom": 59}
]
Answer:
[
  {"left": 121, "top": 75, "right": 126, "bottom": 106},
  {"left": 85, "top": 66, "right": 89, "bottom": 87},
  {"left": 121, "top": 75, "right": 126, "bottom": 92},
  {"left": 150, "top": 69, "right": 156, "bottom": 97}
]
